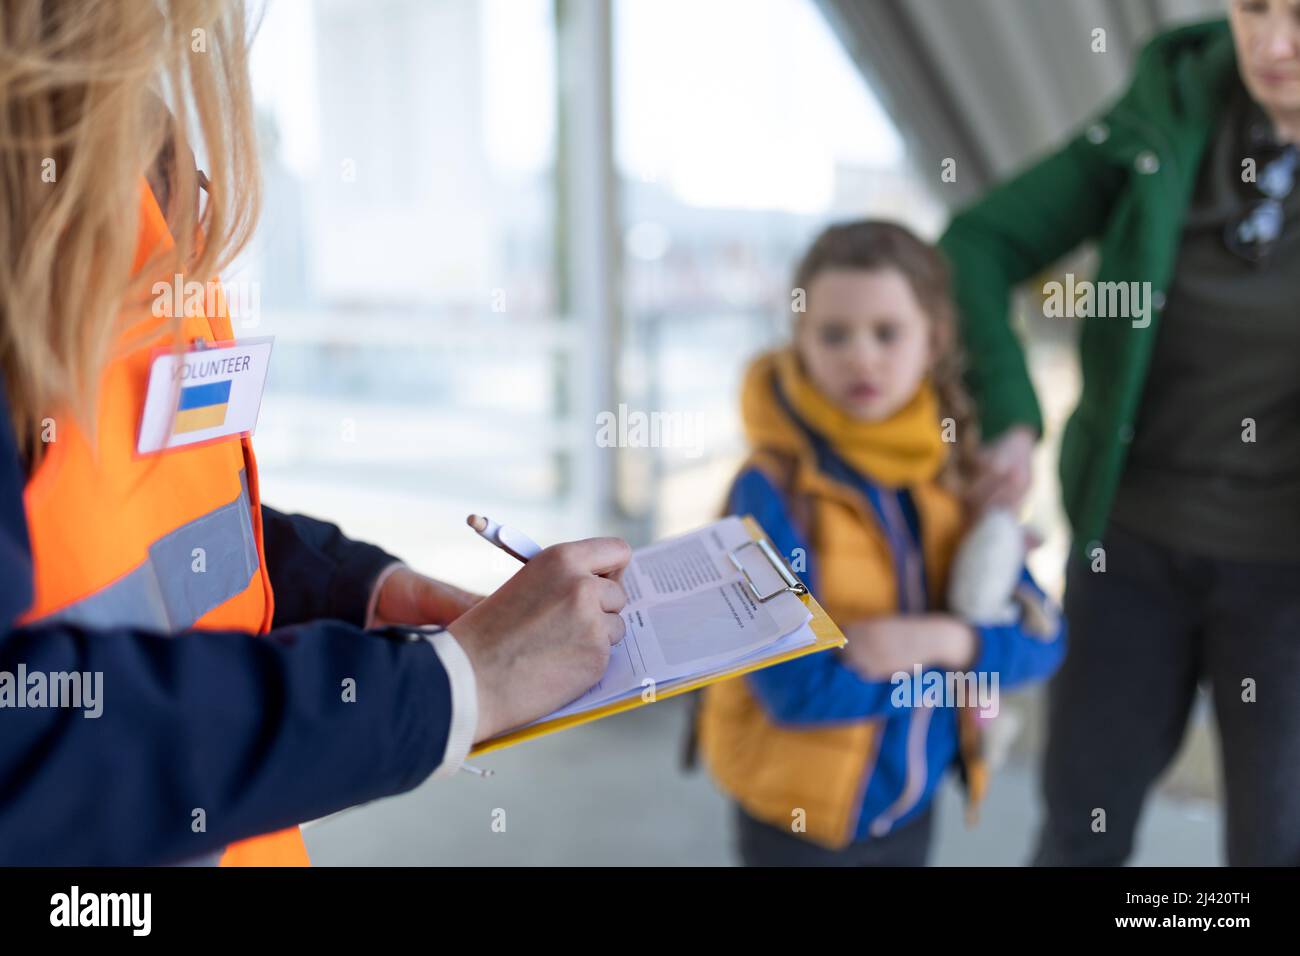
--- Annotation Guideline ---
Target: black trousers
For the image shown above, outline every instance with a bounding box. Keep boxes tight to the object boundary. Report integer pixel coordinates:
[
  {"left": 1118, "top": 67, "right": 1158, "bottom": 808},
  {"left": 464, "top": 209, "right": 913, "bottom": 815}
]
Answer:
[
  {"left": 734, "top": 804, "right": 933, "bottom": 866},
  {"left": 1033, "top": 522, "right": 1300, "bottom": 866}
]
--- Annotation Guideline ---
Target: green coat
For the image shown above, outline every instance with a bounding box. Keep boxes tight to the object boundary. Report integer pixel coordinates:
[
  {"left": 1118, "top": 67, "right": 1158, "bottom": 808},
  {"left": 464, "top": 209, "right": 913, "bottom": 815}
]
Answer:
[{"left": 938, "top": 18, "right": 1239, "bottom": 554}]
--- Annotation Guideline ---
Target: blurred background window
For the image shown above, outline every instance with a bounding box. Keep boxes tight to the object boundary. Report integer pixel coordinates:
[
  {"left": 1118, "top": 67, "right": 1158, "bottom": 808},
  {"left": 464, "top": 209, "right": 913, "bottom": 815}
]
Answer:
[
  {"left": 613, "top": 0, "right": 943, "bottom": 542},
  {"left": 244, "top": 0, "right": 564, "bottom": 590}
]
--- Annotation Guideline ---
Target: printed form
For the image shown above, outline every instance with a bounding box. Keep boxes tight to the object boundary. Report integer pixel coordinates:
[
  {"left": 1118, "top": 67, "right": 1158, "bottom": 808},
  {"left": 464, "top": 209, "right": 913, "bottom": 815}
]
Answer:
[{"left": 541, "top": 517, "right": 814, "bottom": 722}]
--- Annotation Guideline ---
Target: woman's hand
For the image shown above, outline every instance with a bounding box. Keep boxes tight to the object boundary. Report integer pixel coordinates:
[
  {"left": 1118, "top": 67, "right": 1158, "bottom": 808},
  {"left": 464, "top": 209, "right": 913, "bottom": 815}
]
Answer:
[
  {"left": 966, "top": 424, "right": 1037, "bottom": 516},
  {"left": 369, "top": 566, "right": 484, "bottom": 629},
  {"left": 446, "top": 537, "right": 632, "bottom": 743},
  {"left": 841, "top": 614, "right": 978, "bottom": 681}
]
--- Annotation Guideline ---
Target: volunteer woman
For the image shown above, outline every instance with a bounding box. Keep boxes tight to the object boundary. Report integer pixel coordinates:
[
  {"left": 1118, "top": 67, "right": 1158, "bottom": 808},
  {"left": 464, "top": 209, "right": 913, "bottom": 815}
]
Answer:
[
  {"left": 0, "top": 0, "right": 630, "bottom": 865},
  {"left": 941, "top": 2, "right": 1300, "bottom": 865}
]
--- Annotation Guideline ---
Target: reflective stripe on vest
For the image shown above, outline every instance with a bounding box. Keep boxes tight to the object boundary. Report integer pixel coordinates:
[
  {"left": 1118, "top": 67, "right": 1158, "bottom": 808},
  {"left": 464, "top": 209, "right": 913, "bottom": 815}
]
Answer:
[
  {"left": 175, "top": 850, "right": 226, "bottom": 867},
  {"left": 44, "top": 470, "right": 259, "bottom": 633}
]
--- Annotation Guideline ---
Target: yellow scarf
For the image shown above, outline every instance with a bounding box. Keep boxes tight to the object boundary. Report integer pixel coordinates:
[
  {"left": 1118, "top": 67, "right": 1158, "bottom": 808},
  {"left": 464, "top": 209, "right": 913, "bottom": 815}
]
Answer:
[{"left": 740, "top": 348, "right": 947, "bottom": 488}]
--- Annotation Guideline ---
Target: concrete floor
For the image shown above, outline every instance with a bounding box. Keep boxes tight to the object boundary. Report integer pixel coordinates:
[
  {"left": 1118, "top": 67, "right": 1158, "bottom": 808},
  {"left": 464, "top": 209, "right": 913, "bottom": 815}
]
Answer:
[{"left": 303, "top": 694, "right": 1221, "bottom": 866}]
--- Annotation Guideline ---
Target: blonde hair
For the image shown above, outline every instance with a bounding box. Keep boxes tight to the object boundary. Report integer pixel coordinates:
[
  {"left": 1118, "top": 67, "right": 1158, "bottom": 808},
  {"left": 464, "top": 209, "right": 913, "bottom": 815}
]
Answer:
[{"left": 0, "top": 0, "right": 261, "bottom": 465}]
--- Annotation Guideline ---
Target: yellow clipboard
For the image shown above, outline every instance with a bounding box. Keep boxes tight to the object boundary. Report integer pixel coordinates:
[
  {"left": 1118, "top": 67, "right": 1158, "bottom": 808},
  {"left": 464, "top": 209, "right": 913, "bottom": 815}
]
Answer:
[{"left": 470, "top": 515, "right": 846, "bottom": 756}]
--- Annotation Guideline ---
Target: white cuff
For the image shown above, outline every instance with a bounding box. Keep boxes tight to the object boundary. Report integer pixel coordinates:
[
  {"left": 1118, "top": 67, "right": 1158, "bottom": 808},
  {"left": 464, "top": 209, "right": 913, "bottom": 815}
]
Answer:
[
  {"left": 364, "top": 560, "right": 407, "bottom": 629},
  {"left": 425, "top": 630, "right": 478, "bottom": 777}
]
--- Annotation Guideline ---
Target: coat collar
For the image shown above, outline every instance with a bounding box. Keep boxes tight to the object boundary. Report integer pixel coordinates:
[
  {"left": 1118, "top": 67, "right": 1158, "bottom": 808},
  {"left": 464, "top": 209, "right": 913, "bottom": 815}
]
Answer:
[{"left": 1098, "top": 19, "right": 1237, "bottom": 167}]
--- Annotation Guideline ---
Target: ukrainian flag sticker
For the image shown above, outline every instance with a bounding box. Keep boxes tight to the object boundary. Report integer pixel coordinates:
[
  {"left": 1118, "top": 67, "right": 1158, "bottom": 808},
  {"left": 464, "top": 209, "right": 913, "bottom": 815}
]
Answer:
[{"left": 174, "top": 379, "right": 233, "bottom": 434}]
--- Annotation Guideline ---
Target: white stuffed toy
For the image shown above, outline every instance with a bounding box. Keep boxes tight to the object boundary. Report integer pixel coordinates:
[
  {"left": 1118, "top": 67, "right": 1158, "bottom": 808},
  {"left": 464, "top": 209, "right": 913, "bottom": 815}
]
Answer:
[
  {"left": 946, "top": 507, "right": 1057, "bottom": 639},
  {"left": 945, "top": 507, "right": 1059, "bottom": 772}
]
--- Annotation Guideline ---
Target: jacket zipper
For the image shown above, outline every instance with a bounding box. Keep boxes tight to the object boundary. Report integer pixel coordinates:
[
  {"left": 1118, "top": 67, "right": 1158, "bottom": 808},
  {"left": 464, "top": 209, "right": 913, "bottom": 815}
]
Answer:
[
  {"left": 869, "top": 705, "right": 933, "bottom": 838},
  {"left": 867, "top": 487, "right": 932, "bottom": 837}
]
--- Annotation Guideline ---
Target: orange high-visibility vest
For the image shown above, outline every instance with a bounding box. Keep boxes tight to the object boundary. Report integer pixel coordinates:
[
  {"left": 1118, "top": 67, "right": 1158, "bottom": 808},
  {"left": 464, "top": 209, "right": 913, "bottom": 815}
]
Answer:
[{"left": 18, "top": 179, "right": 309, "bottom": 867}]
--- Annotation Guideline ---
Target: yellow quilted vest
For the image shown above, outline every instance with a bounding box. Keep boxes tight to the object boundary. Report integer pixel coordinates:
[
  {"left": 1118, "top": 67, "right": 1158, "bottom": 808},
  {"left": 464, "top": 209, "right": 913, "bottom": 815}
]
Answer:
[{"left": 697, "top": 352, "right": 986, "bottom": 848}]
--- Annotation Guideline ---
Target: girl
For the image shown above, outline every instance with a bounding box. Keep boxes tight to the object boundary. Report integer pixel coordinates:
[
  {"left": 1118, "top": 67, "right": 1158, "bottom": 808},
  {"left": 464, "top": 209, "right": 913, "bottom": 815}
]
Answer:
[{"left": 697, "top": 220, "right": 1066, "bottom": 866}]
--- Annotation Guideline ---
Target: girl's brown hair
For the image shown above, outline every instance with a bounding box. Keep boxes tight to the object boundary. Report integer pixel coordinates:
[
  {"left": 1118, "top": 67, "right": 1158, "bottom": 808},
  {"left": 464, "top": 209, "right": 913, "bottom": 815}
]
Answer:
[
  {"left": 1, "top": 0, "right": 261, "bottom": 465},
  {"left": 791, "top": 219, "right": 980, "bottom": 493}
]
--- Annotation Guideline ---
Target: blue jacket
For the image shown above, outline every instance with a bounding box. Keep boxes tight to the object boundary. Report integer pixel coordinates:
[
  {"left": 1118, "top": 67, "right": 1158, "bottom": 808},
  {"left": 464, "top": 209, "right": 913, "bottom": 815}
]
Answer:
[{"left": 0, "top": 371, "right": 453, "bottom": 864}]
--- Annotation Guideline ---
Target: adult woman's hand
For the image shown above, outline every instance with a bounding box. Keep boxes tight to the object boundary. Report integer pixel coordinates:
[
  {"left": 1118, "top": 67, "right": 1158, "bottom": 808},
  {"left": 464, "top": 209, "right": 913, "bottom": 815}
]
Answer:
[
  {"left": 965, "top": 424, "right": 1037, "bottom": 517},
  {"left": 369, "top": 566, "right": 484, "bottom": 629},
  {"left": 446, "top": 537, "right": 632, "bottom": 742}
]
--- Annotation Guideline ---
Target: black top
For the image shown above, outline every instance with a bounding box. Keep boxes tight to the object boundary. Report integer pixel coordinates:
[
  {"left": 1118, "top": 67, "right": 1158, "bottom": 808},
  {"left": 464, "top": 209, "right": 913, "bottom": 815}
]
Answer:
[{"left": 1109, "top": 81, "right": 1300, "bottom": 562}]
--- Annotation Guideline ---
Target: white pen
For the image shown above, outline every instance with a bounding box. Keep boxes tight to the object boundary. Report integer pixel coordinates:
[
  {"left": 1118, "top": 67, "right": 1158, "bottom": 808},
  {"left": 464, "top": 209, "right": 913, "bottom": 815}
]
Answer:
[{"left": 466, "top": 514, "right": 543, "bottom": 563}]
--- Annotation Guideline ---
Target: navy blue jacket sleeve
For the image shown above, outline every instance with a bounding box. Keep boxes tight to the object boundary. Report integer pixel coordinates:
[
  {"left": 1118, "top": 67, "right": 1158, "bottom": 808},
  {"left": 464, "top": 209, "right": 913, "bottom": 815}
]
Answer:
[
  {"left": 260, "top": 506, "right": 401, "bottom": 628},
  {"left": 0, "top": 382, "right": 452, "bottom": 865},
  {"left": 728, "top": 468, "right": 904, "bottom": 724},
  {"left": 968, "top": 566, "right": 1067, "bottom": 689}
]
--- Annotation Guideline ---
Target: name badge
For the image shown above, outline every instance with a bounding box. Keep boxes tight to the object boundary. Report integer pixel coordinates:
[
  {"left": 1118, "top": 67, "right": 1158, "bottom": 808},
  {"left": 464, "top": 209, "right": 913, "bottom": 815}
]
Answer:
[{"left": 137, "top": 336, "right": 274, "bottom": 454}]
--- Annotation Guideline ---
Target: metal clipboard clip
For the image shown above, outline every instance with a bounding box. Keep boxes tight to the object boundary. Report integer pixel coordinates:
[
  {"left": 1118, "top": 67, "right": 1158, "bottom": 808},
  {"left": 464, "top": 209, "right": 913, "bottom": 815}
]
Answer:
[{"left": 728, "top": 536, "right": 809, "bottom": 603}]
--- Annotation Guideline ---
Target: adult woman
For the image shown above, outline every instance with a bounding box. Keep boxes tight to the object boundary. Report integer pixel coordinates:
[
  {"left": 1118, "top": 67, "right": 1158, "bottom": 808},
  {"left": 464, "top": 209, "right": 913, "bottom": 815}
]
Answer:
[
  {"left": 0, "top": 0, "right": 629, "bottom": 865},
  {"left": 941, "top": 2, "right": 1300, "bottom": 865}
]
